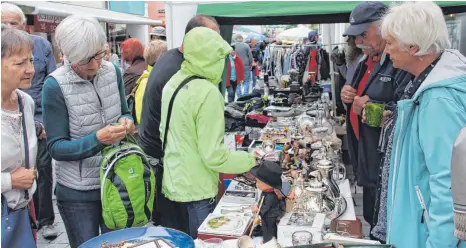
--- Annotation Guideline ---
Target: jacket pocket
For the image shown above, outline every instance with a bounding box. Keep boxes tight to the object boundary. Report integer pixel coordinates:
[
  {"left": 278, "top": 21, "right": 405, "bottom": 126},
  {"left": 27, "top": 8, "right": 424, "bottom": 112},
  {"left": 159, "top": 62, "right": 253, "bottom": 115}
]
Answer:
[{"left": 415, "top": 185, "right": 430, "bottom": 230}]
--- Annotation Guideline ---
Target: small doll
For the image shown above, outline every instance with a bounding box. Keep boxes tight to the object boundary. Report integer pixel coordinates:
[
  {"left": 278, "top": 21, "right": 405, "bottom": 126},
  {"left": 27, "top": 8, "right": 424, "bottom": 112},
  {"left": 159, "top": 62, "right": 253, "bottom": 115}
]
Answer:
[{"left": 250, "top": 161, "right": 286, "bottom": 243}]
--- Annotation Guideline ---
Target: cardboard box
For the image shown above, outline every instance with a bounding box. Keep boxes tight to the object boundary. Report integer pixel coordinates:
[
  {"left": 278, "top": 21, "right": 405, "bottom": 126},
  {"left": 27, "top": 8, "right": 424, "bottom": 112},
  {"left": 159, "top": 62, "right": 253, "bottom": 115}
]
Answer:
[{"left": 277, "top": 212, "right": 326, "bottom": 247}]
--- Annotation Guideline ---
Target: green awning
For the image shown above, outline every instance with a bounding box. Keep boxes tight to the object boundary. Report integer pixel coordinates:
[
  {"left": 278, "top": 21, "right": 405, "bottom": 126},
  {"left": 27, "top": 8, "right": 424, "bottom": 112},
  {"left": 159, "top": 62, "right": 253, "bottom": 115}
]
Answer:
[
  {"left": 198, "top": 1, "right": 466, "bottom": 17},
  {"left": 197, "top": 1, "right": 466, "bottom": 25}
]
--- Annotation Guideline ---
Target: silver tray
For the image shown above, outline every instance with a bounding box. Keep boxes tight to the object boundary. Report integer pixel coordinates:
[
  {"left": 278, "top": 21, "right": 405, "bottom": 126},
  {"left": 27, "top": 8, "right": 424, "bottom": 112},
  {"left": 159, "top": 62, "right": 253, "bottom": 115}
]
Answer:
[
  {"left": 325, "top": 196, "right": 347, "bottom": 220},
  {"left": 293, "top": 197, "right": 347, "bottom": 221}
]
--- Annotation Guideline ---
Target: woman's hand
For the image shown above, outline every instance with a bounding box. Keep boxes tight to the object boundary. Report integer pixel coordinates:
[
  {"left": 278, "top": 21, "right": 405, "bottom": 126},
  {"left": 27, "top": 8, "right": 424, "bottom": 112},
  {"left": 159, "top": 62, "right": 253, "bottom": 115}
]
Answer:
[
  {"left": 119, "top": 117, "right": 136, "bottom": 134},
  {"left": 96, "top": 124, "right": 127, "bottom": 145},
  {"left": 11, "top": 167, "right": 36, "bottom": 190}
]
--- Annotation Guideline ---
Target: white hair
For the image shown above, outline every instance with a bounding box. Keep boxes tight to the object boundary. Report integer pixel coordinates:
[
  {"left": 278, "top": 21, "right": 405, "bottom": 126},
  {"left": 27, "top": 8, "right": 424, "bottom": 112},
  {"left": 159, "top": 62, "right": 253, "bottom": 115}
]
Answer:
[
  {"left": 1, "top": 3, "right": 26, "bottom": 24},
  {"left": 381, "top": 1, "right": 450, "bottom": 56},
  {"left": 55, "top": 15, "right": 106, "bottom": 64}
]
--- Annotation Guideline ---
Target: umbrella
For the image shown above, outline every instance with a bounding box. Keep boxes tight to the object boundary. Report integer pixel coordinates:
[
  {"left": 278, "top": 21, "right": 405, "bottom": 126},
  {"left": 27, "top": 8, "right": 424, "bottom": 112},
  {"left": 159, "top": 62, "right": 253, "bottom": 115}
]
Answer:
[
  {"left": 277, "top": 26, "right": 311, "bottom": 41},
  {"left": 246, "top": 33, "right": 266, "bottom": 42}
]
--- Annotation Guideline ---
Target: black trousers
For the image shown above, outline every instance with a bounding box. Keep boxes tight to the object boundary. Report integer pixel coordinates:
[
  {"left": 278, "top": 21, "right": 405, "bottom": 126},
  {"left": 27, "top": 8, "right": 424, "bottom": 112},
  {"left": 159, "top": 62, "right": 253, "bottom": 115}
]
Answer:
[
  {"left": 363, "top": 186, "right": 377, "bottom": 233},
  {"left": 33, "top": 138, "right": 55, "bottom": 229},
  {"left": 227, "top": 80, "right": 238, "bottom": 103},
  {"left": 261, "top": 217, "right": 278, "bottom": 243},
  {"left": 149, "top": 157, "right": 189, "bottom": 234}
]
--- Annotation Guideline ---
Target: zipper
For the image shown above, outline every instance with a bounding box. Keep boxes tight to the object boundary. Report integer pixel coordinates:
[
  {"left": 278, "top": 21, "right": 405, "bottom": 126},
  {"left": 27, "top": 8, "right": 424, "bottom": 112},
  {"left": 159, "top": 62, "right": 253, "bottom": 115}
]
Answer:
[
  {"left": 415, "top": 185, "right": 430, "bottom": 229},
  {"left": 91, "top": 81, "right": 106, "bottom": 125},
  {"left": 78, "top": 160, "right": 83, "bottom": 181},
  {"left": 387, "top": 110, "right": 405, "bottom": 242}
]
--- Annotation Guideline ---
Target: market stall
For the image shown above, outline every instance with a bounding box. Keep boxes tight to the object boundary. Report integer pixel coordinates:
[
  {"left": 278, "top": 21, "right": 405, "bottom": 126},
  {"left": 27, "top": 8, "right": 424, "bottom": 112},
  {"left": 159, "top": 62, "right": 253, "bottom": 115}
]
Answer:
[{"left": 198, "top": 86, "right": 374, "bottom": 247}]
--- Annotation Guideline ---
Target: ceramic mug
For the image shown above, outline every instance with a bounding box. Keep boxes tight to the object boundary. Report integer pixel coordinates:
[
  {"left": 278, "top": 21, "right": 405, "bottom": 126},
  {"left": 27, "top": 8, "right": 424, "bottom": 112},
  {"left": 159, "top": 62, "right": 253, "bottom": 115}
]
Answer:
[
  {"left": 365, "top": 102, "right": 385, "bottom": 127},
  {"left": 292, "top": 231, "right": 313, "bottom": 245}
]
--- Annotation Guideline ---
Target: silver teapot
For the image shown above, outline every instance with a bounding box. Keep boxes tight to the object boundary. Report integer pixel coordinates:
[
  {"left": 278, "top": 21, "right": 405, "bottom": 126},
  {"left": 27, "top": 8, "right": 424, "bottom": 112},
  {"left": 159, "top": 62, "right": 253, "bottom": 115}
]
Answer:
[{"left": 317, "top": 159, "right": 340, "bottom": 199}]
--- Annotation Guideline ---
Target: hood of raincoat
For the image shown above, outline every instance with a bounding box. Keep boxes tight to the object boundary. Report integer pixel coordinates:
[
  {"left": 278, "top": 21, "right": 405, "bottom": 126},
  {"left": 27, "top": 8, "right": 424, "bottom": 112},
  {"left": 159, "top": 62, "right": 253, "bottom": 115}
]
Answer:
[{"left": 180, "top": 27, "right": 232, "bottom": 85}]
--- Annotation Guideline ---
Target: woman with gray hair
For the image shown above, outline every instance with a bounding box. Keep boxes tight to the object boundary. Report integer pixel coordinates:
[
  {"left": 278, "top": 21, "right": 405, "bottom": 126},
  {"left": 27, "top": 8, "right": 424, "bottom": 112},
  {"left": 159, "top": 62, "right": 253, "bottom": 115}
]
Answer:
[
  {"left": 1, "top": 25, "right": 38, "bottom": 245},
  {"left": 41, "top": 15, "right": 135, "bottom": 247},
  {"left": 367, "top": 2, "right": 466, "bottom": 247}
]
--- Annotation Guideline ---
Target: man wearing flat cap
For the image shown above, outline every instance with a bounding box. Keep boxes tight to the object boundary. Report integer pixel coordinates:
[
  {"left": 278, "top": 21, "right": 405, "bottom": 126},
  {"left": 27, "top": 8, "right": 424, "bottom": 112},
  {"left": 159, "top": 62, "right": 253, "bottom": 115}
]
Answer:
[{"left": 340, "top": 1, "right": 412, "bottom": 238}]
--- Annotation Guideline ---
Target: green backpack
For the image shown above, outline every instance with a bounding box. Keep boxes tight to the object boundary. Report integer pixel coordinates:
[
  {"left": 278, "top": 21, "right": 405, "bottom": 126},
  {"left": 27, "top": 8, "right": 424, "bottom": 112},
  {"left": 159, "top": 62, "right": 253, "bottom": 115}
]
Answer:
[{"left": 100, "top": 136, "right": 155, "bottom": 230}]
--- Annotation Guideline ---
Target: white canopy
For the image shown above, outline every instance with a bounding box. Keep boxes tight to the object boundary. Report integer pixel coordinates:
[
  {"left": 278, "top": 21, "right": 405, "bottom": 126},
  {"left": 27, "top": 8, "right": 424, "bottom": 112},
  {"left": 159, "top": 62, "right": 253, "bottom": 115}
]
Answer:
[
  {"left": 276, "top": 26, "right": 311, "bottom": 41},
  {"left": 8, "top": 1, "right": 162, "bottom": 25}
]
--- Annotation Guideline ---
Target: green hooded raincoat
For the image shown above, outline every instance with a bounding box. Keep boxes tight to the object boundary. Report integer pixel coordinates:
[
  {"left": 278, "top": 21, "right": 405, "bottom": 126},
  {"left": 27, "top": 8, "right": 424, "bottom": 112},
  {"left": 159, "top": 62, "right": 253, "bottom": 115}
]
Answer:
[{"left": 160, "top": 27, "right": 256, "bottom": 202}]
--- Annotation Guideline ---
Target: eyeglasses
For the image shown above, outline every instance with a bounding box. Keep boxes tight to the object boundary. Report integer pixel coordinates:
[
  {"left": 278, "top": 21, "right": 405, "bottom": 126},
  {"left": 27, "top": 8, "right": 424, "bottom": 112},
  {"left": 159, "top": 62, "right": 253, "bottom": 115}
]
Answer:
[{"left": 77, "top": 50, "right": 106, "bottom": 65}]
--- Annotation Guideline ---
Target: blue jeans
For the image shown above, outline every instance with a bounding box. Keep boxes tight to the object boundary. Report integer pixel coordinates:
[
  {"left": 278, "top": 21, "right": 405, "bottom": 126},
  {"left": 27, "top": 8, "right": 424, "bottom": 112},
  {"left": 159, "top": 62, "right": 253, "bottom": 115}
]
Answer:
[
  {"left": 57, "top": 201, "right": 110, "bottom": 248},
  {"left": 184, "top": 198, "right": 216, "bottom": 238},
  {"left": 241, "top": 67, "right": 252, "bottom": 97},
  {"left": 251, "top": 70, "right": 257, "bottom": 89}
]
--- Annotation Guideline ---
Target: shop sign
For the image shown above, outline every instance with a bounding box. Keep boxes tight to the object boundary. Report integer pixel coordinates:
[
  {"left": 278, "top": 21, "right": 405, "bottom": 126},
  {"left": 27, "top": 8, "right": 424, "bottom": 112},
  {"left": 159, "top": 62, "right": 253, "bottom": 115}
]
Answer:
[{"left": 34, "top": 15, "right": 64, "bottom": 33}]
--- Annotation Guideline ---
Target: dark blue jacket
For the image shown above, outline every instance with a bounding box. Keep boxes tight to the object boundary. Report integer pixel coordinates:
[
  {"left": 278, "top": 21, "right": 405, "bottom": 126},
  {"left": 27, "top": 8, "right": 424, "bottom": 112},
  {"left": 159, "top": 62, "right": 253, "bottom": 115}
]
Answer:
[
  {"left": 22, "top": 35, "right": 56, "bottom": 123},
  {"left": 345, "top": 53, "right": 412, "bottom": 187}
]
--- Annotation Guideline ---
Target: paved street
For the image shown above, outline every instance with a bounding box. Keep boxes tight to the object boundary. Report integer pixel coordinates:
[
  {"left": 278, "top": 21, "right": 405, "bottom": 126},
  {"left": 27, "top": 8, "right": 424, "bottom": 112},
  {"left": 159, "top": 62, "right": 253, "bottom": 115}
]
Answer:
[{"left": 39, "top": 185, "right": 370, "bottom": 247}]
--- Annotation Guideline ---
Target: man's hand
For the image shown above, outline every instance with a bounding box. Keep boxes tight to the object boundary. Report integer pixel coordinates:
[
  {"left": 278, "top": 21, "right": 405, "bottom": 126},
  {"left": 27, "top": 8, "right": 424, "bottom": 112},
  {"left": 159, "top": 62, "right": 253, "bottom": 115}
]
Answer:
[
  {"left": 341, "top": 85, "right": 357, "bottom": 104},
  {"left": 119, "top": 117, "right": 136, "bottom": 134},
  {"left": 251, "top": 204, "right": 259, "bottom": 213},
  {"left": 39, "top": 123, "right": 46, "bottom": 140},
  {"left": 353, "top": 95, "right": 369, "bottom": 116}
]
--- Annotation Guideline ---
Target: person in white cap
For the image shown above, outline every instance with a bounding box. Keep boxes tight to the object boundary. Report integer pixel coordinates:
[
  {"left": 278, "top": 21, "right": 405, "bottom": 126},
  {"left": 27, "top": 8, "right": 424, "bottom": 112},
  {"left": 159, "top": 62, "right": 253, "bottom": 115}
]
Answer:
[{"left": 150, "top": 26, "right": 166, "bottom": 41}]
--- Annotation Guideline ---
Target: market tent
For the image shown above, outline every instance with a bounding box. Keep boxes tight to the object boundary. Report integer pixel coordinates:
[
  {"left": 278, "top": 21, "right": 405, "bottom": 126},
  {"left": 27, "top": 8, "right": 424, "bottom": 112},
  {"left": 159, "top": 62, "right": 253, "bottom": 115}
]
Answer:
[
  {"left": 197, "top": 1, "right": 466, "bottom": 25},
  {"left": 196, "top": 0, "right": 466, "bottom": 97}
]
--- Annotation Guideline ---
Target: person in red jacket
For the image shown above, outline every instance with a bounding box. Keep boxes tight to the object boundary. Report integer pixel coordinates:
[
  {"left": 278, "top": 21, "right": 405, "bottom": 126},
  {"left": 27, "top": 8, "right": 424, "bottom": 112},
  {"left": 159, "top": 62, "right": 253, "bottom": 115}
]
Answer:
[{"left": 227, "top": 46, "right": 244, "bottom": 102}]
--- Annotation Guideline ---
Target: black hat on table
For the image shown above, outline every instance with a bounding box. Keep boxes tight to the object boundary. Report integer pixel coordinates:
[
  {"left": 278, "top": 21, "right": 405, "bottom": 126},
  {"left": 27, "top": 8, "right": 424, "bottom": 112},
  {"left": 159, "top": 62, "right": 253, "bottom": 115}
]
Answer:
[
  {"left": 343, "top": 1, "right": 388, "bottom": 37},
  {"left": 250, "top": 161, "right": 282, "bottom": 190}
]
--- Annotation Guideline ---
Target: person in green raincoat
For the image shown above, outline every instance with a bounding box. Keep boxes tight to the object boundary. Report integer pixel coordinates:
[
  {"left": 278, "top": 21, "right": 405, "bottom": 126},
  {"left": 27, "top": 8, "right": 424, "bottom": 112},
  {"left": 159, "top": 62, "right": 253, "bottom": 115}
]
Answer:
[{"left": 159, "top": 27, "right": 256, "bottom": 238}]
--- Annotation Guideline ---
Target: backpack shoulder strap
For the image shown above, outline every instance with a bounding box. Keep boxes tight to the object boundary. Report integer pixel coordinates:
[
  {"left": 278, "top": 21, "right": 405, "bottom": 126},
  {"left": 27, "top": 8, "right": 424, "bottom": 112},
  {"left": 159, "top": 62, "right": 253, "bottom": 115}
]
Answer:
[{"left": 162, "top": 76, "right": 202, "bottom": 158}]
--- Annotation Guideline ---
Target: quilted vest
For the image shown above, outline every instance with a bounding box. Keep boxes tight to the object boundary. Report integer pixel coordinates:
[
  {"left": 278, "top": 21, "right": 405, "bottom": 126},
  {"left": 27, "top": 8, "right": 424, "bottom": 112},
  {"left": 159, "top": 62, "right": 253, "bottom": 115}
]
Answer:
[{"left": 50, "top": 61, "right": 121, "bottom": 191}]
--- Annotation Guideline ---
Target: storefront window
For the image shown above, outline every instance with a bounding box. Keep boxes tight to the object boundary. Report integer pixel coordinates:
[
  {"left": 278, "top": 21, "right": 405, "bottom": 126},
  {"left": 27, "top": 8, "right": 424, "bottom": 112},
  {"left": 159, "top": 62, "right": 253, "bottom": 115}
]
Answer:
[
  {"left": 445, "top": 12, "right": 466, "bottom": 56},
  {"left": 107, "top": 23, "right": 127, "bottom": 57}
]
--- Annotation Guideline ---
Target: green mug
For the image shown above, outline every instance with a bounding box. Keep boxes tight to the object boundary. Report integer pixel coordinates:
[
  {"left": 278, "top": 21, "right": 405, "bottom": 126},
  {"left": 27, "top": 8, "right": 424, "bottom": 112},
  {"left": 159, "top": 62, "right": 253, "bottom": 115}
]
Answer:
[{"left": 365, "top": 102, "right": 385, "bottom": 127}]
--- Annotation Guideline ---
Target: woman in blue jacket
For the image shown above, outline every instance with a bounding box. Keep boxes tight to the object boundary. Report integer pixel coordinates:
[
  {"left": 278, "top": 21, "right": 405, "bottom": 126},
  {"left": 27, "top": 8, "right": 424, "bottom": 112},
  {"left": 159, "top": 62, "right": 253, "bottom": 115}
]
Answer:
[{"left": 370, "top": 2, "right": 466, "bottom": 247}]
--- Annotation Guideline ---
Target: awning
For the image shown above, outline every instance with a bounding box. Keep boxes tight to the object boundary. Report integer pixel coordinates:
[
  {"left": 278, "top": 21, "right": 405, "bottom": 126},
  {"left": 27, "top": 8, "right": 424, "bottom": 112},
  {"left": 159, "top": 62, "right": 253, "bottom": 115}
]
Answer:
[
  {"left": 7, "top": 1, "right": 162, "bottom": 25},
  {"left": 197, "top": 1, "right": 466, "bottom": 25}
]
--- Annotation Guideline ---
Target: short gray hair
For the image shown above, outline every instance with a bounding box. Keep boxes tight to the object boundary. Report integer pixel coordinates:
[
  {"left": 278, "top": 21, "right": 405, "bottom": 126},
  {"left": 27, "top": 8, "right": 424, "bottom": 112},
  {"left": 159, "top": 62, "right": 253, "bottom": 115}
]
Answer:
[
  {"left": 1, "top": 24, "right": 33, "bottom": 59},
  {"left": 55, "top": 15, "right": 106, "bottom": 64},
  {"left": 1, "top": 3, "right": 26, "bottom": 24},
  {"left": 235, "top": 34, "right": 243, "bottom": 42},
  {"left": 381, "top": 1, "right": 450, "bottom": 56},
  {"left": 144, "top": 40, "right": 167, "bottom": 66}
]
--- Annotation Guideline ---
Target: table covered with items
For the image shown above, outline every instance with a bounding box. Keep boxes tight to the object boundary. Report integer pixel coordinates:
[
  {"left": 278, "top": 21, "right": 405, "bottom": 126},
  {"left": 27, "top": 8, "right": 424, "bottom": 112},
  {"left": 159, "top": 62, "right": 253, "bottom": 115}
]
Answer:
[{"left": 196, "top": 83, "right": 386, "bottom": 247}]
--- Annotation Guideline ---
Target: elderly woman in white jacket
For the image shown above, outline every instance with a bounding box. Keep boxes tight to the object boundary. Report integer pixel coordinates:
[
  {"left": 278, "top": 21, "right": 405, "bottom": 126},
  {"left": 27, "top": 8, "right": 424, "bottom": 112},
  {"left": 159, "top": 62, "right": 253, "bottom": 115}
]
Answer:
[{"left": 1, "top": 25, "right": 37, "bottom": 214}]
